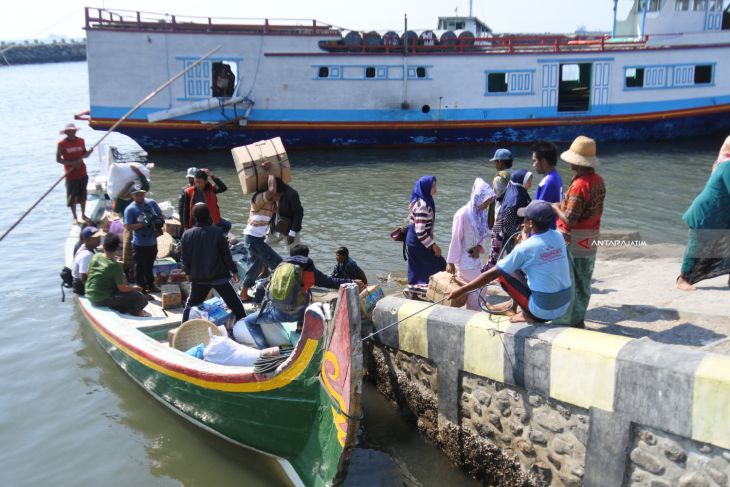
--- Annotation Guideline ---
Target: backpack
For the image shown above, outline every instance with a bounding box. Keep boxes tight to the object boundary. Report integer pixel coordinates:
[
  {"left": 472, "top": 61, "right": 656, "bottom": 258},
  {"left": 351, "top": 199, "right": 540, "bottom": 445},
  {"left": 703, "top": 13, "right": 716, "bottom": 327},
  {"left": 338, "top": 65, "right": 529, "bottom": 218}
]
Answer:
[
  {"left": 60, "top": 266, "right": 73, "bottom": 302},
  {"left": 266, "top": 262, "right": 309, "bottom": 315}
]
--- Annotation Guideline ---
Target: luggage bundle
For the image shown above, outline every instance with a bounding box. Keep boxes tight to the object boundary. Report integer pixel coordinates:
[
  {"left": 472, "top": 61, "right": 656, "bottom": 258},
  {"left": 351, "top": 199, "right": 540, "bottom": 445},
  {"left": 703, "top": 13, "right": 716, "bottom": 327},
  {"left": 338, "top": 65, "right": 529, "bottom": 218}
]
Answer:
[
  {"left": 426, "top": 272, "right": 467, "bottom": 308},
  {"left": 231, "top": 137, "right": 292, "bottom": 195}
]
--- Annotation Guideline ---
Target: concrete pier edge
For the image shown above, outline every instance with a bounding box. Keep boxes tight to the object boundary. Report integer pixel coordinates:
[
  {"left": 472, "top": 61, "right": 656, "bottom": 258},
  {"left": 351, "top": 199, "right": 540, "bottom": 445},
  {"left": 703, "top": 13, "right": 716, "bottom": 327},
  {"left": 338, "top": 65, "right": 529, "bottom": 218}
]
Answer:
[{"left": 370, "top": 296, "right": 730, "bottom": 486}]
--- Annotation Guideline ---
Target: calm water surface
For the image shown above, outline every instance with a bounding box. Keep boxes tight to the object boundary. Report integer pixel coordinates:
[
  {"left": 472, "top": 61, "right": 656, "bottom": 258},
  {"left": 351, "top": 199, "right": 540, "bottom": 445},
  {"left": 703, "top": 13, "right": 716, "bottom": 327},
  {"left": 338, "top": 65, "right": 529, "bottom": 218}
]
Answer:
[{"left": 0, "top": 62, "right": 723, "bottom": 486}]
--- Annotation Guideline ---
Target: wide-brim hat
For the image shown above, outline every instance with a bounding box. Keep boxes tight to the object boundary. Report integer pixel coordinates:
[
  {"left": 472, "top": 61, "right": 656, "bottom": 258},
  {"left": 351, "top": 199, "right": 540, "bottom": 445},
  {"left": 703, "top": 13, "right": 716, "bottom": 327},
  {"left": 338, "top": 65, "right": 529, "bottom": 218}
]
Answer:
[
  {"left": 60, "top": 122, "right": 80, "bottom": 134},
  {"left": 561, "top": 136, "right": 600, "bottom": 168}
]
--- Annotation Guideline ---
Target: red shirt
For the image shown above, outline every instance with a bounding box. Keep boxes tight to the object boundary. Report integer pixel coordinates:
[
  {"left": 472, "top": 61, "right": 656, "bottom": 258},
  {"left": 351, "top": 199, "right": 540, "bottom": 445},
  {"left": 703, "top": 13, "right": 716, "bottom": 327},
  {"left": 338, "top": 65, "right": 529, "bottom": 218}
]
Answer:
[
  {"left": 58, "top": 137, "right": 87, "bottom": 180},
  {"left": 557, "top": 172, "right": 606, "bottom": 239}
]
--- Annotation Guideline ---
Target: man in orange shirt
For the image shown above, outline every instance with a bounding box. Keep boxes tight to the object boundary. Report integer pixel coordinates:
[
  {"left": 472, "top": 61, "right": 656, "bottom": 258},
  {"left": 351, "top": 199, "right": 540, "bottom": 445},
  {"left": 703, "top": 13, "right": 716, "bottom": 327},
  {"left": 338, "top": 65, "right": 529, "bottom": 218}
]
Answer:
[
  {"left": 56, "top": 123, "right": 93, "bottom": 224},
  {"left": 552, "top": 136, "right": 606, "bottom": 328}
]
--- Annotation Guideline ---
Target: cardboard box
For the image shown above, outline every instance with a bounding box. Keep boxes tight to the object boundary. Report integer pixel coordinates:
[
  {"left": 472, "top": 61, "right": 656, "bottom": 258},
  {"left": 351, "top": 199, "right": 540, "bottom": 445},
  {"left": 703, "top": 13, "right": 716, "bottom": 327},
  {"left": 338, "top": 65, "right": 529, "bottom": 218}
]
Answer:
[
  {"left": 161, "top": 283, "right": 182, "bottom": 309},
  {"left": 168, "top": 269, "right": 188, "bottom": 283},
  {"left": 164, "top": 218, "right": 182, "bottom": 238},
  {"left": 231, "top": 137, "right": 292, "bottom": 194}
]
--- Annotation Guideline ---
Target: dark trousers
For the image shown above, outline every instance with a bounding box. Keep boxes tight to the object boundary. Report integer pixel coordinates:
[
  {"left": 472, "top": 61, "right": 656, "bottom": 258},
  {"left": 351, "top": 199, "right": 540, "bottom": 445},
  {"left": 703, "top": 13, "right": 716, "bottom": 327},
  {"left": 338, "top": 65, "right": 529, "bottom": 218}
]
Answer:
[
  {"left": 182, "top": 281, "right": 246, "bottom": 323},
  {"left": 96, "top": 291, "right": 148, "bottom": 315},
  {"left": 133, "top": 244, "right": 158, "bottom": 291}
]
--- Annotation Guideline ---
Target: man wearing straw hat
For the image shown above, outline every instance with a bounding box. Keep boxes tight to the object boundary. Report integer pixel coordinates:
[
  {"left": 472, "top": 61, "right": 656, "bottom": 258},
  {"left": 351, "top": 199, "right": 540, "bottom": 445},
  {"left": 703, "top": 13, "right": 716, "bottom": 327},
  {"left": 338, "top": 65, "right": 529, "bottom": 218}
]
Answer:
[
  {"left": 56, "top": 123, "right": 93, "bottom": 224},
  {"left": 551, "top": 136, "right": 606, "bottom": 328}
]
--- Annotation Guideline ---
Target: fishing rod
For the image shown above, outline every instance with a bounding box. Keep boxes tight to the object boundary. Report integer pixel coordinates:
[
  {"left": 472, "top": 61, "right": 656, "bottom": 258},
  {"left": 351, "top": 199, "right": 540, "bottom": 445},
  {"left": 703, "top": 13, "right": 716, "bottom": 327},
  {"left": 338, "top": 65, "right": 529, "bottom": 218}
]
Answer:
[{"left": 0, "top": 45, "right": 221, "bottom": 243}]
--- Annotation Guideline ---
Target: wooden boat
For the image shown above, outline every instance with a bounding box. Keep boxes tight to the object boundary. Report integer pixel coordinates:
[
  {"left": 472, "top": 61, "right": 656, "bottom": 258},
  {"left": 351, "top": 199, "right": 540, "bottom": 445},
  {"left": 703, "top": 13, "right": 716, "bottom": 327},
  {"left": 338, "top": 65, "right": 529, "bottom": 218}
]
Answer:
[{"left": 65, "top": 191, "right": 363, "bottom": 487}]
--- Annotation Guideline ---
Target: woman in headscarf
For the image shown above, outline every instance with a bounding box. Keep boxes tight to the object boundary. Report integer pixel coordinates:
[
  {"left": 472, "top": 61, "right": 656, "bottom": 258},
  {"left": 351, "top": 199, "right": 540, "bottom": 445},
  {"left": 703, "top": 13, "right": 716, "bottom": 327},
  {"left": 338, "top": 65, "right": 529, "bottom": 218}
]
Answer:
[
  {"left": 486, "top": 169, "right": 533, "bottom": 269},
  {"left": 446, "top": 178, "right": 495, "bottom": 310},
  {"left": 677, "top": 135, "right": 730, "bottom": 290},
  {"left": 406, "top": 175, "right": 446, "bottom": 285}
]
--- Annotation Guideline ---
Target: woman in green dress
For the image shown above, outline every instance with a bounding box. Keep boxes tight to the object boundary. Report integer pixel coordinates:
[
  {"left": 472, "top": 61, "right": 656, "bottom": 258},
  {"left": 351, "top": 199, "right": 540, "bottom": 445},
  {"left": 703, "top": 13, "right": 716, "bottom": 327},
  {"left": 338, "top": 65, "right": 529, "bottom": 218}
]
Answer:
[{"left": 677, "top": 135, "right": 730, "bottom": 290}]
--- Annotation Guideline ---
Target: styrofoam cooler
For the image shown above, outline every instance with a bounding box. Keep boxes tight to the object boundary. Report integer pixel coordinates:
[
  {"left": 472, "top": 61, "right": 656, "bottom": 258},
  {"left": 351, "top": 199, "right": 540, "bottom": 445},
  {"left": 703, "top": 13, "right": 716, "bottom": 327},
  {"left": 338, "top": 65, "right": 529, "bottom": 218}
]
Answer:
[
  {"left": 231, "top": 137, "right": 292, "bottom": 195},
  {"left": 189, "top": 297, "right": 235, "bottom": 328}
]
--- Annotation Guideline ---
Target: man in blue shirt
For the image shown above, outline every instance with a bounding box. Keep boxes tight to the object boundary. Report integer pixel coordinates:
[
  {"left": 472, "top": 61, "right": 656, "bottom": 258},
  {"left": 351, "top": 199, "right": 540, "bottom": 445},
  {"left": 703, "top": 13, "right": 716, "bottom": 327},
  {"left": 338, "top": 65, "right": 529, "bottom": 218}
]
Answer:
[
  {"left": 449, "top": 200, "right": 573, "bottom": 323},
  {"left": 531, "top": 140, "right": 563, "bottom": 229},
  {"left": 124, "top": 184, "right": 163, "bottom": 293}
]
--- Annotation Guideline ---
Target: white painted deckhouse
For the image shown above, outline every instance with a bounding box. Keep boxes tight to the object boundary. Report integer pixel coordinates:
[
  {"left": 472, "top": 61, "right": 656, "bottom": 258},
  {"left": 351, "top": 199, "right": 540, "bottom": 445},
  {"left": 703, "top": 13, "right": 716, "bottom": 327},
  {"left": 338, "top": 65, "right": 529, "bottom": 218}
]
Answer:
[{"left": 80, "top": 1, "right": 730, "bottom": 149}]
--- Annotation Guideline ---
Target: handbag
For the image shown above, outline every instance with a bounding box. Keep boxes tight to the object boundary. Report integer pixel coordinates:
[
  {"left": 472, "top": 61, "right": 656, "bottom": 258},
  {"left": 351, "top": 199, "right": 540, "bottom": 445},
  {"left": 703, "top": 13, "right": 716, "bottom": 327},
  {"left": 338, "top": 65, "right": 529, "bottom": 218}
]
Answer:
[{"left": 390, "top": 225, "right": 407, "bottom": 242}]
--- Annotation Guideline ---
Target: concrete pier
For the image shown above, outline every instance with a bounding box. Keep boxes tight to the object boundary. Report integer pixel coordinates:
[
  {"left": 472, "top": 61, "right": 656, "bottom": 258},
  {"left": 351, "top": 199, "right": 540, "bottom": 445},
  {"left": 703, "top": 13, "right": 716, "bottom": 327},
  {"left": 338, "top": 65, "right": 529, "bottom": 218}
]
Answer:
[
  {"left": 0, "top": 41, "right": 86, "bottom": 66},
  {"left": 367, "top": 244, "right": 730, "bottom": 486}
]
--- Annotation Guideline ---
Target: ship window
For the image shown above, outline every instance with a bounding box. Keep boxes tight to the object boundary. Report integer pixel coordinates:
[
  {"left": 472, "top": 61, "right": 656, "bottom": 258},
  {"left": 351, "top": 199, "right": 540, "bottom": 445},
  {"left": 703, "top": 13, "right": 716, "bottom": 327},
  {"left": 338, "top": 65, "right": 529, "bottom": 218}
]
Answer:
[
  {"left": 487, "top": 73, "right": 508, "bottom": 93},
  {"left": 455, "top": 22, "right": 465, "bottom": 29},
  {"left": 625, "top": 68, "right": 645, "bottom": 87},
  {"left": 692, "top": 0, "right": 706, "bottom": 11},
  {"left": 416, "top": 67, "right": 427, "bottom": 78},
  {"left": 638, "top": 0, "right": 662, "bottom": 11},
  {"left": 365, "top": 66, "right": 376, "bottom": 78},
  {"left": 694, "top": 64, "right": 713, "bottom": 84},
  {"left": 708, "top": 0, "right": 722, "bottom": 10},
  {"left": 422, "top": 105, "right": 431, "bottom": 113},
  {"left": 318, "top": 66, "right": 329, "bottom": 78},
  {"left": 675, "top": 0, "right": 690, "bottom": 10},
  {"left": 558, "top": 63, "right": 591, "bottom": 112}
]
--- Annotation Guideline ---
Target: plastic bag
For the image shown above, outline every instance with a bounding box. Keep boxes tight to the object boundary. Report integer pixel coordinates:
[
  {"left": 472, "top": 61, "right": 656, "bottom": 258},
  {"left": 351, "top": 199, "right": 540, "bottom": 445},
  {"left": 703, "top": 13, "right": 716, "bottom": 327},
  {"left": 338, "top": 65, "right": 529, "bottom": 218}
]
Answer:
[
  {"left": 107, "top": 162, "right": 150, "bottom": 199},
  {"left": 232, "top": 318, "right": 294, "bottom": 347},
  {"left": 203, "top": 333, "right": 261, "bottom": 366}
]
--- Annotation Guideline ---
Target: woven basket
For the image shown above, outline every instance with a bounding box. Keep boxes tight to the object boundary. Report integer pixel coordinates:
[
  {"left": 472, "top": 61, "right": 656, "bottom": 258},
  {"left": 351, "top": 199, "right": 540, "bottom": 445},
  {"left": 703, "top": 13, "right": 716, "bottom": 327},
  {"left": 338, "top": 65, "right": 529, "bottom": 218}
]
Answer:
[{"left": 171, "top": 319, "right": 223, "bottom": 351}]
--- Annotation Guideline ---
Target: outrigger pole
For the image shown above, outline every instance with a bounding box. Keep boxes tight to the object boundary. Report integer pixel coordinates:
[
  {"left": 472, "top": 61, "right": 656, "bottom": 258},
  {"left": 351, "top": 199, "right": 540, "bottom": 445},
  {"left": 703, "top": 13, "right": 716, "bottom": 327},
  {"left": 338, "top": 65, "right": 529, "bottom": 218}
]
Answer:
[{"left": 0, "top": 46, "right": 221, "bottom": 243}]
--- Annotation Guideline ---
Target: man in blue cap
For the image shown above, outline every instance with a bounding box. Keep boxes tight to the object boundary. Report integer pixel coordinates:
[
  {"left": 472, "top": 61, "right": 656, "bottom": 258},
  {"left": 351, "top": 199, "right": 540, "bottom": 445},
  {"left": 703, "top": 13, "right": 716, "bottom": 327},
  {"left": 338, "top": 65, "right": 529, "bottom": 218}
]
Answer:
[
  {"left": 449, "top": 200, "right": 573, "bottom": 323},
  {"left": 489, "top": 148, "right": 514, "bottom": 218}
]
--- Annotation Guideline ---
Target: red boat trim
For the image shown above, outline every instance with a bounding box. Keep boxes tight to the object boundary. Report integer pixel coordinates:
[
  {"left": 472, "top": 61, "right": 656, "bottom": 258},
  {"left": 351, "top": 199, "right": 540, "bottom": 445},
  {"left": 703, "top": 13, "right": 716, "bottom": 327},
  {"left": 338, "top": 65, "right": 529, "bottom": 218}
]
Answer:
[
  {"left": 79, "top": 299, "right": 321, "bottom": 392},
  {"left": 88, "top": 102, "right": 730, "bottom": 132}
]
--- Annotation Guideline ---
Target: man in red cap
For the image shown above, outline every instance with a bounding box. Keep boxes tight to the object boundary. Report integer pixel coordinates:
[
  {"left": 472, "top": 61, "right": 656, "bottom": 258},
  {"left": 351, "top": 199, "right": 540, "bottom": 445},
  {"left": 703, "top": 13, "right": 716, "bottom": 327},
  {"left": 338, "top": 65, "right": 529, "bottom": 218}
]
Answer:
[{"left": 56, "top": 123, "right": 93, "bottom": 224}]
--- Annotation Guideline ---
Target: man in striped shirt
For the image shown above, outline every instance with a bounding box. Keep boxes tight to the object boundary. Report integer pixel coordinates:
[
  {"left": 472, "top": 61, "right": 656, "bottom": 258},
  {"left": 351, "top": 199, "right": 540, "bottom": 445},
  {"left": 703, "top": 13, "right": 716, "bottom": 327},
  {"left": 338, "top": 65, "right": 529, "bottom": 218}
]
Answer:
[{"left": 239, "top": 171, "right": 285, "bottom": 300}]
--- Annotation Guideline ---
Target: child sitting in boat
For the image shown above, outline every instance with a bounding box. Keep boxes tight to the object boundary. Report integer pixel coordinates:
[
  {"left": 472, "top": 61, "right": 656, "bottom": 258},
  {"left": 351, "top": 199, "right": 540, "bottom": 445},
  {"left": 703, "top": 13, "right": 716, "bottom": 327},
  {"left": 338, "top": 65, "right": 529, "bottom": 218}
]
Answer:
[{"left": 331, "top": 246, "right": 368, "bottom": 284}]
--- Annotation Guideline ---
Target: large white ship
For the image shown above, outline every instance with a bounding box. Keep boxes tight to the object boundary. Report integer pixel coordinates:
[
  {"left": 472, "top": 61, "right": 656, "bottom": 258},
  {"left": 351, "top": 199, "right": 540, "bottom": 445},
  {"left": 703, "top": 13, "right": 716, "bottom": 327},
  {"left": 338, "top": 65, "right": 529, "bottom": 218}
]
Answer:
[{"left": 79, "top": 1, "right": 730, "bottom": 149}]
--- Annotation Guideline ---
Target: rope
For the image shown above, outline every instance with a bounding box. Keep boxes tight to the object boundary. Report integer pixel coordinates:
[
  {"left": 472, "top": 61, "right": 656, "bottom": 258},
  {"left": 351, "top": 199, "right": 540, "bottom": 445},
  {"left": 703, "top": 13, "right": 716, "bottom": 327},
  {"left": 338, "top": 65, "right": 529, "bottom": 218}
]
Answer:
[{"left": 0, "top": 45, "right": 221, "bottom": 243}]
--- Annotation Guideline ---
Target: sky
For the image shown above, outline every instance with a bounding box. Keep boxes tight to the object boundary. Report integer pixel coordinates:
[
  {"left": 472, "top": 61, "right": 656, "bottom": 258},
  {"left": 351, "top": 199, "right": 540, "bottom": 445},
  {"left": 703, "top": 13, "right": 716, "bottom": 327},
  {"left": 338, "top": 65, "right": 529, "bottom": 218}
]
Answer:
[{"left": 0, "top": 0, "right": 637, "bottom": 41}]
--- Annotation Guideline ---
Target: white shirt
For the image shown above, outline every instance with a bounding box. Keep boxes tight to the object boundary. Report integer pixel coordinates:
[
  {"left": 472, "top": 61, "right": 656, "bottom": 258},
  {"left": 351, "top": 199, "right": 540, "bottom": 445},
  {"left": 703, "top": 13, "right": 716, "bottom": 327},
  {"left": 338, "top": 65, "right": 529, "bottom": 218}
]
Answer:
[{"left": 72, "top": 246, "right": 94, "bottom": 279}]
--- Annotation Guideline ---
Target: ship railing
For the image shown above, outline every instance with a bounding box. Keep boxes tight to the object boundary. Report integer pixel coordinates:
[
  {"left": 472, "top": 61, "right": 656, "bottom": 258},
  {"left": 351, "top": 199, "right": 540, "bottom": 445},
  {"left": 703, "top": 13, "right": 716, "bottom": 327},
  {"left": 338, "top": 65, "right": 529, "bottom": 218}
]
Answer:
[
  {"left": 322, "top": 33, "right": 648, "bottom": 55},
  {"left": 84, "top": 7, "right": 340, "bottom": 36}
]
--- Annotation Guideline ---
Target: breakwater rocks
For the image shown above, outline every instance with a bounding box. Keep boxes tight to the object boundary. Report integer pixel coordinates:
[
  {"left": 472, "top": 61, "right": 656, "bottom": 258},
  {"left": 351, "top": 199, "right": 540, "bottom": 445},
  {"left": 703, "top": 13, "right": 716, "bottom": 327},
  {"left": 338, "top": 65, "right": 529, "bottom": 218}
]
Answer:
[
  {"left": 0, "top": 41, "right": 86, "bottom": 66},
  {"left": 368, "top": 297, "right": 730, "bottom": 486}
]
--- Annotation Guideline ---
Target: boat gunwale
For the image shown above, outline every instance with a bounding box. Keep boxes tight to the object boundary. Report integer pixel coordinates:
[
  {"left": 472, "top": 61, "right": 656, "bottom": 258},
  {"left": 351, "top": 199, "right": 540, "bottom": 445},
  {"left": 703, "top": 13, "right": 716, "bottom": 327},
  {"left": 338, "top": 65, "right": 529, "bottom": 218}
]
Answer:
[{"left": 76, "top": 295, "right": 325, "bottom": 388}]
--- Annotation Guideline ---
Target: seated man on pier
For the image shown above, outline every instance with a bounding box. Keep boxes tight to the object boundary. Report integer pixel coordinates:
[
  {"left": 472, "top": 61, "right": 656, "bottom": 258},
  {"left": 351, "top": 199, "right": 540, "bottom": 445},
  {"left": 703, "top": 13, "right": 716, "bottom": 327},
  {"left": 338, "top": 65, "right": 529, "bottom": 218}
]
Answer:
[
  {"left": 449, "top": 200, "right": 573, "bottom": 323},
  {"left": 85, "top": 233, "right": 148, "bottom": 317}
]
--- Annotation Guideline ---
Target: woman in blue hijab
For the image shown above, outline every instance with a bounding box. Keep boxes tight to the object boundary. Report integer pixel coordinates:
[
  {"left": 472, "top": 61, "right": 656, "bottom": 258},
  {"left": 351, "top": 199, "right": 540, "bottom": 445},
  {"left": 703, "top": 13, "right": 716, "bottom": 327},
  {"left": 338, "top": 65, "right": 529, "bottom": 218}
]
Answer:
[
  {"left": 486, "top": 169, "right": 533, "bottom": 269},
  {"left": 406, "top": 175, "right": 446, "bottom": 285}
]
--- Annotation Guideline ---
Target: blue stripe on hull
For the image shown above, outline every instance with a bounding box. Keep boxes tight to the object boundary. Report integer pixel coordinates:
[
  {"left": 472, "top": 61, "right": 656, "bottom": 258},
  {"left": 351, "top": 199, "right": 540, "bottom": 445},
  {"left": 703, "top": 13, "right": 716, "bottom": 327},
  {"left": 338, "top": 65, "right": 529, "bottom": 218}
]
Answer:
[{"left": 117, "top": 112, "right": 730, "bottom": 150}]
